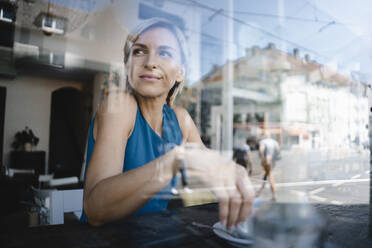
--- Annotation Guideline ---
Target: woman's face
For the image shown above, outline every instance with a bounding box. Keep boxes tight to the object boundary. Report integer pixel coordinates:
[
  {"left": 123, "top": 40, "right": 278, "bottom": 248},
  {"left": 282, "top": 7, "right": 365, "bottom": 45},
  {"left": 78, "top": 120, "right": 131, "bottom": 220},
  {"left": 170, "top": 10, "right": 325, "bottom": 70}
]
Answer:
[{"left": 126, "top": 27, "right": 184, "bottom": 99}]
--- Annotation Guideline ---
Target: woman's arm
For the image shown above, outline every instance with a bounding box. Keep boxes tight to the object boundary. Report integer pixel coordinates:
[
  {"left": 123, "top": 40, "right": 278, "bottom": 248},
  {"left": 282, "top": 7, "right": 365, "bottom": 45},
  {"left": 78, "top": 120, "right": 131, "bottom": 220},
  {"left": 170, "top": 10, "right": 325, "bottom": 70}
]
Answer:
[
  {"left": 84, "top": 148, "right": 178, "bottom": 226},
  {"left": 258, "top": 142, "right": 265, "bottom": 160},
  {"left": 83, "top": 92, "right": 178, "bottom": 226}
]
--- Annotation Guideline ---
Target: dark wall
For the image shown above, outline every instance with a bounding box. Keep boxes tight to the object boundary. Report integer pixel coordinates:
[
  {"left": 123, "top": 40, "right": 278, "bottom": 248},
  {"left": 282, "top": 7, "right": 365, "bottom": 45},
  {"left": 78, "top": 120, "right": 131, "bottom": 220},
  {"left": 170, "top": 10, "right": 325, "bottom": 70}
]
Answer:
[
  {"left": 0, "top": 87, "right": 6, "bottom": 167},
  {"left": 48, "top": 87, "right": 91, "bottom": 178}
]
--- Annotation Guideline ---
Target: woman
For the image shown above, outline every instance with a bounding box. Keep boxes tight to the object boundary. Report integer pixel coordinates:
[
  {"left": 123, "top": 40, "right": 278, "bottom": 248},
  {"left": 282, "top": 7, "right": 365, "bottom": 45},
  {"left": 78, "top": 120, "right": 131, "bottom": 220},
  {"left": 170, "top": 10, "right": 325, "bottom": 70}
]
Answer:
[
  {"left": 81, "top": 18, "right": 254, "bottom": 228},
  {"left": 256, "top": 133, "right": 280, "bottom": 201}
]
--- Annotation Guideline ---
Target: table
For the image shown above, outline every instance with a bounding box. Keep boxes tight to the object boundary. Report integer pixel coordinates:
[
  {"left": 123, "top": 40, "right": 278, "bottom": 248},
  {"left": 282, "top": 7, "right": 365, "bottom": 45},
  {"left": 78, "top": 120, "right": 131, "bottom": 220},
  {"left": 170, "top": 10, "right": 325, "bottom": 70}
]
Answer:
[
  {"left": 1, "top": 203, "right": 371, "bottom": 248},
  {"left": 1, "top": 203, "right": 230, "bottom": 248}
]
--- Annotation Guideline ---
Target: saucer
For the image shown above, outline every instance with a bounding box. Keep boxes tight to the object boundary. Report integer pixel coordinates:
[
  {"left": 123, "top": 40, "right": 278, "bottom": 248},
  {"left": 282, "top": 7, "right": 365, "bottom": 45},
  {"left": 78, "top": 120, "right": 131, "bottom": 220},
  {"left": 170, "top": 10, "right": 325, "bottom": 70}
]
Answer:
[{"left": 213, "top": 222, "right": 253, "bottom": 246}]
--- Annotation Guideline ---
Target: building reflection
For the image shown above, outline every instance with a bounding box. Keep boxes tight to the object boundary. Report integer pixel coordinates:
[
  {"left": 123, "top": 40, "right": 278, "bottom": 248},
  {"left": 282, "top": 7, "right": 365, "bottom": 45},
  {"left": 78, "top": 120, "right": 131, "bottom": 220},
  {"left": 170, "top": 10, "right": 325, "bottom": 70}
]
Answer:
[{"left": 182, "top": 43, "right": 368, "bottom": 154}]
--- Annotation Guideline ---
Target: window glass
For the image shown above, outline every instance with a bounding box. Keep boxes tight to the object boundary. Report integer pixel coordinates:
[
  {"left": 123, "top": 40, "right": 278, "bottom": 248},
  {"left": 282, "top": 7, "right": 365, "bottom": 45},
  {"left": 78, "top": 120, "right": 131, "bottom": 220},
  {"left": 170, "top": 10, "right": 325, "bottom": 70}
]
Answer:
[{"left": 4, "top": 1, "right": 371, "bottom": 246}]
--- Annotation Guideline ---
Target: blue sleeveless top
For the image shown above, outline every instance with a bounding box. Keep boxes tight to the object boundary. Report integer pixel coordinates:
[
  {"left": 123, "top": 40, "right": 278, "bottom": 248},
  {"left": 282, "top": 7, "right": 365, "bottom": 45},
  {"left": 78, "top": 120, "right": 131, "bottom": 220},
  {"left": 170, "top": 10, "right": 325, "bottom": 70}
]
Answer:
[{"left": 80, "top": 104, "right": 183, "bottom": 222}]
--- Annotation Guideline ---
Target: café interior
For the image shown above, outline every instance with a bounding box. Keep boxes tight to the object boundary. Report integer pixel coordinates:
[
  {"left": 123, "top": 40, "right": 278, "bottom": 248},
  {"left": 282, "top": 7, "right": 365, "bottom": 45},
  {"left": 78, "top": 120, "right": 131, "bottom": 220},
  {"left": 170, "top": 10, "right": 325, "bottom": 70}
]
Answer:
[{"left": 0, "top": 0, "right": 371, "bottom": 247}]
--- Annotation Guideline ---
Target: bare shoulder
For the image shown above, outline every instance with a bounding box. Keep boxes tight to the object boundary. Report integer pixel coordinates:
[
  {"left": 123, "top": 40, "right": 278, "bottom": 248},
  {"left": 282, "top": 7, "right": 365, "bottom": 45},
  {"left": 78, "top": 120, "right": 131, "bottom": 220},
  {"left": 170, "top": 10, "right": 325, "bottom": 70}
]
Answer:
[
  {"left": 101, "top": 91, "right": 137, "bottom": 111},
  {"left": 93, "top": 91, "right": 138, "bottom": 139},
  {"left": 173, "top": 105, "right": 189, "bottom": 119},
  {"left": 173, "top": 106, "right": 192, "bottom": 128},
  {"left": 173, "top": 105, "right": 202, "bottom": 144}
]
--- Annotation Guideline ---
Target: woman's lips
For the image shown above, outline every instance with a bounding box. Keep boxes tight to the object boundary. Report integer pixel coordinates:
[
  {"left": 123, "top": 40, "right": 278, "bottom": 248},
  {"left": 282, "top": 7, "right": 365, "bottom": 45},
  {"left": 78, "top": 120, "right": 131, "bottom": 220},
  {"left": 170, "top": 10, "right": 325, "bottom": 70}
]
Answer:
[{"left": 139, "top": 74, "right": 161, "bottom": 82}]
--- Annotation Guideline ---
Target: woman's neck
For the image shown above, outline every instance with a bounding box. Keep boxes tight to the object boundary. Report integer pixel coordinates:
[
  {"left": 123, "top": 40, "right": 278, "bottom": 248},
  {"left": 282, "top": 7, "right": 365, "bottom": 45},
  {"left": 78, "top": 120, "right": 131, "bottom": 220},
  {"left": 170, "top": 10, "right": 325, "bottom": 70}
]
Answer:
[{"left": 136, "top": 94, "right": 166, "bottom": 136}]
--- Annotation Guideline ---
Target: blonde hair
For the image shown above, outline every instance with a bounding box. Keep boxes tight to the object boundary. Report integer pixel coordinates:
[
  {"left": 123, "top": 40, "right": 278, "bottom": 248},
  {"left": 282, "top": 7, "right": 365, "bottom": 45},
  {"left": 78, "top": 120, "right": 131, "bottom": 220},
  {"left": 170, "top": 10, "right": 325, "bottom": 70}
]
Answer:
[{"left": 123, "top": 18, "right": 188, "bottom": 107}]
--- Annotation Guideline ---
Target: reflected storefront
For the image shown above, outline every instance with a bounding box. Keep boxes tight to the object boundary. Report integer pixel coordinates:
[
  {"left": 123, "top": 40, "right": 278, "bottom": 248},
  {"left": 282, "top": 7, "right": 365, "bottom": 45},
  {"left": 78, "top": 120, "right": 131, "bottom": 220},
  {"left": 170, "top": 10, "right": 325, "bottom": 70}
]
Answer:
[
  {"left": 195, "top": 43, "right": 368, "bottom": 151},
  {"left": 1, "top": 0, "right": 372, "bottom": 247}
]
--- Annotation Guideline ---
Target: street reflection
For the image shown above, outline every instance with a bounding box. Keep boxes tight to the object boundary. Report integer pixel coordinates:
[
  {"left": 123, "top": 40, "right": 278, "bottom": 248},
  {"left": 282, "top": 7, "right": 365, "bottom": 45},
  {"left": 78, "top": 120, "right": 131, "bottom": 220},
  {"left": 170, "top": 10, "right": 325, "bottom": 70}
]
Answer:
[
  {"left": 181, "top": 32, "right": 370, "bottom": 206},
  {"left": 2, "top": 0, "right": 371, "bottom": 238}
]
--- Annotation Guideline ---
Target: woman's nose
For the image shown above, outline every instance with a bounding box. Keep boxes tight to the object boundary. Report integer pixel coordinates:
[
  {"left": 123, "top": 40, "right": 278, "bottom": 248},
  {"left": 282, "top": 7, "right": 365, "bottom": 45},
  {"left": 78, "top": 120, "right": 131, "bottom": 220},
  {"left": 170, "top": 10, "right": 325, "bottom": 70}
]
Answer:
[{"left": 144, "top": 52, "right": 158, "bottom": 69}]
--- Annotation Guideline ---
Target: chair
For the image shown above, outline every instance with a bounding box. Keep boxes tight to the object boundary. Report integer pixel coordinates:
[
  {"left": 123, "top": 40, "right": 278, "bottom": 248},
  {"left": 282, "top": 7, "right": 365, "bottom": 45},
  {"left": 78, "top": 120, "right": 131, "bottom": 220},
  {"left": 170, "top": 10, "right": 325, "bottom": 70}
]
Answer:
[
  {"left": 33, "top": 187, "right": 83, "bottom": 225},
  {"left": 31, "top": 141, "right": 88, "bottom": 225}
]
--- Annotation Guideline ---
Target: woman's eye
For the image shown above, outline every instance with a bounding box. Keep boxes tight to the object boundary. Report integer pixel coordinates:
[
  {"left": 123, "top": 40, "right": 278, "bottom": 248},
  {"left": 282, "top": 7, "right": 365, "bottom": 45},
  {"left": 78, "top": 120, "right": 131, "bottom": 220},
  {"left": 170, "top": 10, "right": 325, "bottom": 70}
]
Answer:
[
  {"left": 132, "top": 48, "right": 144, "bottom": 55},
  {"left": 159, "top": 50, "right": 172, "bottom": 58}
]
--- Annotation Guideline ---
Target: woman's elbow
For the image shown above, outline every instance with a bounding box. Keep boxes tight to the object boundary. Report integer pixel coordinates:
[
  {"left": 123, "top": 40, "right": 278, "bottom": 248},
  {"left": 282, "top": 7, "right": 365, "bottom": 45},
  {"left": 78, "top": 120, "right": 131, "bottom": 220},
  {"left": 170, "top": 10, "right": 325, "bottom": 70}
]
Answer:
[
  {"left": 83, "top": 201, "right": 105, "bottom": 227},
  {"left": 88, "top": 218, "right": 104, "bottom": 227}
]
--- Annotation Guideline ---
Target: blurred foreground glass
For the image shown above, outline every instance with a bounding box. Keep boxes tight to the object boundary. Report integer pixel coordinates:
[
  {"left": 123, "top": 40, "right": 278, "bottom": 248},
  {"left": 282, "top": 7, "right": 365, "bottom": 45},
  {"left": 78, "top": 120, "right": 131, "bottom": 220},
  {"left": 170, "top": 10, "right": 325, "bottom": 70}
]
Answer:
[{"left": 253, "top": 202, "right": 326, "bottom": 248}]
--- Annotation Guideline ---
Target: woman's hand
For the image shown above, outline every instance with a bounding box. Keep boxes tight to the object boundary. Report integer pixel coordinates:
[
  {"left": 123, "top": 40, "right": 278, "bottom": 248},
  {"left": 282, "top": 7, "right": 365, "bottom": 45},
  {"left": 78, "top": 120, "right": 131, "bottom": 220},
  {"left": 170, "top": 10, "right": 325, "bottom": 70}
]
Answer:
[{"left": 176, "top": 144, "right": 255, "bottom": 229}]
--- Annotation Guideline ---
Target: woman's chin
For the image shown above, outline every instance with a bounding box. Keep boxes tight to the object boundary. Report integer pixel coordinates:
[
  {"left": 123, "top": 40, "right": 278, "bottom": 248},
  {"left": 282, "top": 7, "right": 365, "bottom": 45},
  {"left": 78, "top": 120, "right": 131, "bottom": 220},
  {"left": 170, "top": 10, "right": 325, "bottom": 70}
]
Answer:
[{"left": 135, "top": 89, "right": 167, "bottom": 100}]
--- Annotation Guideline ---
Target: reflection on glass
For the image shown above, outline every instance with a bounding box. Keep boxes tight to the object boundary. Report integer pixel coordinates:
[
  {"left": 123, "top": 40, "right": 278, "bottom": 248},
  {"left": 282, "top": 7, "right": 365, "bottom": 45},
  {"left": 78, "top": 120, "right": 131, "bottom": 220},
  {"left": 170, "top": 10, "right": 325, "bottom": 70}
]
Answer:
[{"left": 2, "top": 0, "right": 370, "bottom": 245}]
